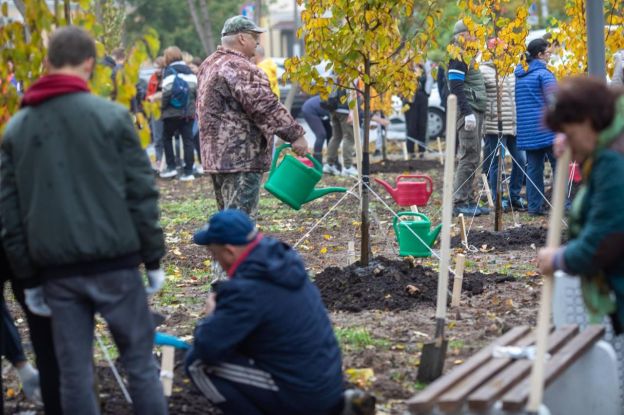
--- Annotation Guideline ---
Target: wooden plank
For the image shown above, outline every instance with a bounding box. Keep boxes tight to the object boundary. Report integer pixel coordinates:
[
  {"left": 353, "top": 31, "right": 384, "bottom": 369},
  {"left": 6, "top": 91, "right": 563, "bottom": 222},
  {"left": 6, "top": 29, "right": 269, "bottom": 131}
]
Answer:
[
  {"left": 451, "top": 254, "right": 465, "bottom": 308},
  {"left": 467, "top": 325, "right": 578, "bottom": 412},
  {"left": 481, "top": 174, "right": 495, "bottom": 208},
  {"left": 502, "top": 325, "right": 605, "bottom": 412},
  {"left": 437, "top": 329, "right": 541, "bottom": 413},
  {"left": 407, "top": 326, "right": 530, "bottom": 414}
]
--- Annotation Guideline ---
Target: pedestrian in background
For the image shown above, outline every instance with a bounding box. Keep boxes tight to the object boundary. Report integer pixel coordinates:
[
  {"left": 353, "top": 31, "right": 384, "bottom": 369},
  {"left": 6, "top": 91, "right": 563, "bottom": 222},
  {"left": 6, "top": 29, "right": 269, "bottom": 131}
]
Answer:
[
  {"left": 301, "top": 95, "right": 332, "bottom": 165},
  {"left": 160, "top": 46, "right": 198, "bottom": 181},
  {"left": 515, "top": 38, "right": 557, "bottom": 216}
]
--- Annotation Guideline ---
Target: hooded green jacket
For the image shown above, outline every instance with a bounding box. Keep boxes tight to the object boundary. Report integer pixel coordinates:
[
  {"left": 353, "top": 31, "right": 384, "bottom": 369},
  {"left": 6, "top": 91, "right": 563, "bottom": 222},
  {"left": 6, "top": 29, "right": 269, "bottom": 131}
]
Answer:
[
  {"left": 564, "top": 96, "right": 624, "bottom": 327},
  {"left": 0, "top": 93, "right": 164, "bottom": 283}
]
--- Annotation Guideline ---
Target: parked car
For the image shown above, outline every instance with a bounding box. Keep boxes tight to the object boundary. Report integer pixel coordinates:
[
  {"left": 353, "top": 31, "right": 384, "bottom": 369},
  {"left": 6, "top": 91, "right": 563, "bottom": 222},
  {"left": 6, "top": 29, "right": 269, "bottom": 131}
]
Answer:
[{"left": 386, "top": 84, "right": 446, "bottom": 141}]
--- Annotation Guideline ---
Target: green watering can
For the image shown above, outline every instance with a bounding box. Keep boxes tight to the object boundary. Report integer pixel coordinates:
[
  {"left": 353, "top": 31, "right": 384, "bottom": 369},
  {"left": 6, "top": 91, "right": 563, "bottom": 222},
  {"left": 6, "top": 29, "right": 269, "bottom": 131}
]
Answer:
[
  {"left": 264, "top": 143, "right": 347, "bottom": 210},
  {"left": 393, "top": 212, "right": 442, "bottom": 257}
]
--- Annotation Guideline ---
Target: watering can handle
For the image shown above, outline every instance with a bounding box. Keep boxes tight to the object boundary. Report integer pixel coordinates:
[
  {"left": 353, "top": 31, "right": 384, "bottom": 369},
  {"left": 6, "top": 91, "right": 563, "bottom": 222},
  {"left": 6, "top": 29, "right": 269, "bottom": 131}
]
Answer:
[
  {"left": 392, "top": 211, "right": 429, "bottom": 234},
  {"left": 396, "top": 175, "right": 434, "bottom": 195},
  {"left": 269, "top": 143, "right": 321, "bottom": 179}
]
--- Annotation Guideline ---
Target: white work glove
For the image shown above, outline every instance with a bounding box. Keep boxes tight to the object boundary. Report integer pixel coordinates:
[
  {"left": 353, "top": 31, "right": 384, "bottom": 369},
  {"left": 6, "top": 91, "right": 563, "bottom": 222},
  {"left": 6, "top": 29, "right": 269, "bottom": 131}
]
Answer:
[
  {"left": 464, "top": 114, "right": 477, "bottom": 132},
  {"left": 146, "top": 268, "right": 166, "bottom": 295},
  {"left": 24, "top": 287, "right": 52, "bottom": 317}
]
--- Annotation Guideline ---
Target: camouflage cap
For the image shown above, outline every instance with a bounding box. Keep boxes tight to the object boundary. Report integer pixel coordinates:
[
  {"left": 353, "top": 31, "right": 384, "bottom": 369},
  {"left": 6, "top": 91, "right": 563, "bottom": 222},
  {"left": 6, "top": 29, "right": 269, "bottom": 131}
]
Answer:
[{"left": 221, "top": 15, "right": 267, "bottom": 37}]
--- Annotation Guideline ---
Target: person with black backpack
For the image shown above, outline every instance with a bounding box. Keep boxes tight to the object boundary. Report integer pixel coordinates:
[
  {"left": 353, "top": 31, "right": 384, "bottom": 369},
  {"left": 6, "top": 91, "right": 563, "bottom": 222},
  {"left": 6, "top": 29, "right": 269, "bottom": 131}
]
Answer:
[{"left": 160, "top": 46, "right": 198, "bottom": 181}]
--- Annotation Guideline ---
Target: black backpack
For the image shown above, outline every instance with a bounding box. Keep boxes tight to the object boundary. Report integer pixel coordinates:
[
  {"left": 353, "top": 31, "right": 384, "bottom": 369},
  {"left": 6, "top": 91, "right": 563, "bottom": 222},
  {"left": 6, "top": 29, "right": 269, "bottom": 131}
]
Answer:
[{"left": 168, "top": 66, "right": 190, "bottom": 109}]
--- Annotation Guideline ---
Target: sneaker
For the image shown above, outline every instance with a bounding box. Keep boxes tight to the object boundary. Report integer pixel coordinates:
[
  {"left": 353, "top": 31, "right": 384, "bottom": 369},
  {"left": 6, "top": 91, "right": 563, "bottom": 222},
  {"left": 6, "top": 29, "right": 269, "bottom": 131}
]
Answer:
[
  {"left": 454, "top": 204, "right": 482, "bottom": 217},
  {"left": 17, "top": 364, "right": 42, "bottom": 404},
  {"left": 341, "top": 388, "right": 376, "bottom": 415},
  {"left": 324, "top": 164, "right": 341, "bottom": 176},
  {"left": 323, "top": 163, "right": 333, "bottom": 174},
  {"left": 180, "top": 174, "right": 195, "bottom": 182},
  {"left": 342, "top": 166, "right": 358, "bottom": 177},
  {"left": 511, "top": 197, "right": 528, "bottom": 211},
  {"left": 160, "top": 168, "right": 178, "bottom": 179},
  {"left": 194, "top": 164, "right": 204, "bottom": 175}
]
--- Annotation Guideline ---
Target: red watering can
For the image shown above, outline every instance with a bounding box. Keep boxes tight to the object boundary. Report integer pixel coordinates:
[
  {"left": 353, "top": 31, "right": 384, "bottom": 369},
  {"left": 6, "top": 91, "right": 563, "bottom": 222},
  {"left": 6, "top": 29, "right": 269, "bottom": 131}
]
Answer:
[{"left": 374, "top": 175, "right": 434, "bottom": 207}]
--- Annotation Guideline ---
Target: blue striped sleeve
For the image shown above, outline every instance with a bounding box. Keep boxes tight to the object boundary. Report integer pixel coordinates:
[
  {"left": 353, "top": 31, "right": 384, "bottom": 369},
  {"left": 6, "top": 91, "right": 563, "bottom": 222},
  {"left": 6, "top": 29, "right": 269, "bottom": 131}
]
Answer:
[{"left": 448, "top": 69, "right": 466, "bottom": 81}]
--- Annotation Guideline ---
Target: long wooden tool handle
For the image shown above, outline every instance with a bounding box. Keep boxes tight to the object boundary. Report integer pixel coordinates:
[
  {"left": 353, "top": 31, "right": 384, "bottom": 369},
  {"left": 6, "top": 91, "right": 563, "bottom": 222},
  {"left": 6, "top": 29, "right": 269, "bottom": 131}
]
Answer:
[
  {"left": 526, "top": 147, "right": 571, "bottom": 413},
  {"left": 351, "top": 91, "right": 363, "bottom": 179},
  {"left": 435, "top": 95, "right": 457, "bottom": 323}
]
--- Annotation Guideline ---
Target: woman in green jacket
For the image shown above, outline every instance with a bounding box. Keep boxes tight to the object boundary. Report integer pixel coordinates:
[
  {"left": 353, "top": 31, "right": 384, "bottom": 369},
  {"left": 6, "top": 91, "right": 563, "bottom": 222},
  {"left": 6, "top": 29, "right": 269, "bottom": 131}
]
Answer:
[{"left": 537, "top": 76, "right": 624, "bottom": 333}]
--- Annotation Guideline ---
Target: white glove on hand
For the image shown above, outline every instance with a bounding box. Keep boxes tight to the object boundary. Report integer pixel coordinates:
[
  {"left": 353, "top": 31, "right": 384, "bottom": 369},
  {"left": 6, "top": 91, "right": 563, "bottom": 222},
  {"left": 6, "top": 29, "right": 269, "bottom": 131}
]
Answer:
[
  {"left": 146, "top": 268, "right": 166, "bottom": 295},
  {"left": 464, "top": 114, "right": 477, "bottom": 132},
  {"left": 24, "top": 287, "right": 52, "bottom": 317}
]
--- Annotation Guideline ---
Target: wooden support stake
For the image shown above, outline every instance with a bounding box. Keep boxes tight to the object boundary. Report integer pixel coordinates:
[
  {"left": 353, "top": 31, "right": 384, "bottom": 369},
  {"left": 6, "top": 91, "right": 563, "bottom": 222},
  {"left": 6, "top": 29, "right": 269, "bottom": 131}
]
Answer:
[
  {"left": 160, "top": 345, "right": 175, "bottom": 397},
  {"left": 437, "top": 137, "right": 444, "bottom": 165},
  {"left": 410, "top": 205, "right": 419, "bottom": 213},
  {"left": 481, "top": 173, "right": 495, "bottom": 208},
  {"left": 347, "top": 241, "right": 356, "bottom": 265},
  {"left": 403, "top": 140, "right": 409, "bottom": 161},
  {"left": 457, "top": 213, "right": 468, "bottom": 248},
  {"left": 451, "top": 254, "right": 466, "bottom": 308}
]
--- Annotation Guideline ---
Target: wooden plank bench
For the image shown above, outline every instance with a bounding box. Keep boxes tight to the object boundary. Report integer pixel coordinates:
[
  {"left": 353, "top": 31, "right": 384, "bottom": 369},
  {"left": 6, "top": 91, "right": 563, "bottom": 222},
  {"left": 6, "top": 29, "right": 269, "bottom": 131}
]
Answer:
[{"left": 407, "top": 325, "right": 622, "bottom": 415}]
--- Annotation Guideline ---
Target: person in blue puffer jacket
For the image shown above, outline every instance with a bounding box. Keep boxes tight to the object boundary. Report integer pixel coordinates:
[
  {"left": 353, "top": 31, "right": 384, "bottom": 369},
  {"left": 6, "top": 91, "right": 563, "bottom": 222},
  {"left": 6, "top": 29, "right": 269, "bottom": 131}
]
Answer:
[
  {"left": 514, "top": 38, "right": 557, "bottom": 216},
  {"left": 185, "top": 210, "right": 375, "bottom": 415}
]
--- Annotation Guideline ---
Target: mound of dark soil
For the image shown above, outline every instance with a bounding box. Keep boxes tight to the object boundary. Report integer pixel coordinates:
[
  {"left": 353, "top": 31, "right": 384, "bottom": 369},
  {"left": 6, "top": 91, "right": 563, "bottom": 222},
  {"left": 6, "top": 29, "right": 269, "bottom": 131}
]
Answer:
[
  {"left": 451, "top": 225, "right": 566, "bottom": 251},
  {"left": 315, "top": 256, "right": 513, "bottom": 312},
  {"left": 369, "top": 159, "right": 440, "bottom": 174}
]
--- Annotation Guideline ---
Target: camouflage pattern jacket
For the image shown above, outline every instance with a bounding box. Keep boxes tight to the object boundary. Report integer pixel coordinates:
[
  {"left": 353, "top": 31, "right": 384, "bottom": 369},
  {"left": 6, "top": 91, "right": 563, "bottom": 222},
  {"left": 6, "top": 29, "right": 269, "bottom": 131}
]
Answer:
[{"left": 197, "top": 47, "right": 305, "bottom": 173}]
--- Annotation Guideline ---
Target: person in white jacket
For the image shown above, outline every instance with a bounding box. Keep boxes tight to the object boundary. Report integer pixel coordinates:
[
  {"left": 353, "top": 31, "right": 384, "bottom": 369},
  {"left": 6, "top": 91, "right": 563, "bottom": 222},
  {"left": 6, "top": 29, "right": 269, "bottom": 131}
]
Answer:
[{"left": 481, "top": 38, "right": 527, "bottom": 211}]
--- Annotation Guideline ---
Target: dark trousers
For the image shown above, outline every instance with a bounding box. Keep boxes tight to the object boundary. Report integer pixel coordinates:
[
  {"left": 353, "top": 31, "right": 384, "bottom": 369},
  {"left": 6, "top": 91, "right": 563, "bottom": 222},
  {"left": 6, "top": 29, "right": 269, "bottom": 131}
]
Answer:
[
  {"left": 303, "top": 111, "right": 331, "bottom": 164},
  {"left": 1, "top": 291, "right": 26, "bottom": 366},
  {"left": 44, "top": 269, "right": 167, "bottom": 415},
  {"left": 186, "top": 354, "right": 343, "bottom": 415},
  {"left": 526, "top": 147, "right": 557, "bottom": 214},
  {"left": 193, "top": 132, "right": 202, "bottom": 164},
  {"left": 0, "top": 244, "right": 62, "bottom": 414},
  {"left": 163, "top": 117, "right": 195, "bottom": 175},
  {"left": 483, "top": 134, "right": 526, "bottom": 203},
  {"left": 405, "top": 91, "right": 428, "bottom": 154}
]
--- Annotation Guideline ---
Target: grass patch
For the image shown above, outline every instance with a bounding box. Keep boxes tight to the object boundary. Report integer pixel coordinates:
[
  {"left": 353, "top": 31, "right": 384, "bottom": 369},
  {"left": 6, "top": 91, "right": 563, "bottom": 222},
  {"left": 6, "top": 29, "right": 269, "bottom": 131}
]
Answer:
[
  {"left": 161, "top": 198, "right": 217, "bottom": 227},
  {"left": 335, "top": 327, "right": 391, "bottom": 351}
]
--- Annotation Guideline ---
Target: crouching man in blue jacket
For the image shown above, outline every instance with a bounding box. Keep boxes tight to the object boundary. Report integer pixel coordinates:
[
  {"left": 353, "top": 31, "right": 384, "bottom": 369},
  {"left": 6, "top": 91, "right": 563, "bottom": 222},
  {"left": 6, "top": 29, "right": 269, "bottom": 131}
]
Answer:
[{"left": 185, "top": 210, "right": 373, "bottom": 415}]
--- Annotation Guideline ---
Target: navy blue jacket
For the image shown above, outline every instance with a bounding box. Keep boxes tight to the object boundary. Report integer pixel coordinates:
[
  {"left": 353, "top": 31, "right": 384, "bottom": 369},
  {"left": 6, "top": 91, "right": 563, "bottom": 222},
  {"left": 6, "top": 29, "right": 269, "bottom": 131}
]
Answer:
[
  {"left": 514, "top": 60, "right": 556, "bottom": 150},
  {"left": 188, "top": 236, "right": 343, "bottom": 411}
]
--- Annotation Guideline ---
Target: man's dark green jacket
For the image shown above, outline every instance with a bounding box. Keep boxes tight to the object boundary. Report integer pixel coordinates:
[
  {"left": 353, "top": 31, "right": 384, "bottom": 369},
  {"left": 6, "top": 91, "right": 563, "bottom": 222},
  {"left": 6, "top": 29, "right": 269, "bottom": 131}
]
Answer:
[{"left": 0, "top": 92, "right": 165, "bottom": 283}]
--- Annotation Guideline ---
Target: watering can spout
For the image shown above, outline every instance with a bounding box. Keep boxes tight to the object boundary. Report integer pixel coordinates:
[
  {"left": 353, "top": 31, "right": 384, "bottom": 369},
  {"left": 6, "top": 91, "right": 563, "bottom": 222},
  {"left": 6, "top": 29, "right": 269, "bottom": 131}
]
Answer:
[
  {"left": 373, "top": 178, "right": 397, "bottom": 198},
  {"left": 426, "top": 223, "right": 443, "bottom": 247},
  {"left": 305, "top": 187, "right": 347, "bottom": 203}
]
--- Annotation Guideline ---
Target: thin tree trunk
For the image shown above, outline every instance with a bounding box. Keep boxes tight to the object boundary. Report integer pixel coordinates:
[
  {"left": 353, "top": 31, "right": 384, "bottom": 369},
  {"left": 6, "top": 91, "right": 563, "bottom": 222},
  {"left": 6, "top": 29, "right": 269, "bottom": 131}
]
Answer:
[
  {"left": 494, "top": 71, "right": 503, "bottom": 231},
  {"left": 198, "top": 0, "right": 215, "bottom": 55},
  {"left": 63, "top": 0, "right": 71, "bottom": 24},
  {"left": 361, "top": 63, "right": 372, "bottom": 265},
  {"left": 186, "top": 0, "right": 211, "bottom": 55}
]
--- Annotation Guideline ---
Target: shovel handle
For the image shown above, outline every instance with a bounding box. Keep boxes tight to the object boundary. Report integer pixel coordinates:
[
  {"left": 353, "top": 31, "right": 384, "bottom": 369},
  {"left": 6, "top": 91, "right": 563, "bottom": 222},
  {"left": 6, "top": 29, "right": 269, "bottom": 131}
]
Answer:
[{"left": 435, "top": 95, "right": 458, "bottom": 321}]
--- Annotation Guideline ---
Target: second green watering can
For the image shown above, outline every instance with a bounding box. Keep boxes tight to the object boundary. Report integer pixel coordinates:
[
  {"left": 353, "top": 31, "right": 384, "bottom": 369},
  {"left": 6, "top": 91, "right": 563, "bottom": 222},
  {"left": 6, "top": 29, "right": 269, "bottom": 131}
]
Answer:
[
  {"left": 264, "top": 144, "right": 347, "bottom": 210},
  {"left": 393, "top": 212, "right": 442, "bottom": 257}
]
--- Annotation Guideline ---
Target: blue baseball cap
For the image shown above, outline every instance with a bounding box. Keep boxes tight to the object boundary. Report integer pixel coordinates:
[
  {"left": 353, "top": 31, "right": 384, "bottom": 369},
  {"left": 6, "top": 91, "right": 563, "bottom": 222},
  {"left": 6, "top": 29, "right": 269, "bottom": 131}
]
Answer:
[{"left": 193, "top": 209, "right": 258, "bottom": 246}]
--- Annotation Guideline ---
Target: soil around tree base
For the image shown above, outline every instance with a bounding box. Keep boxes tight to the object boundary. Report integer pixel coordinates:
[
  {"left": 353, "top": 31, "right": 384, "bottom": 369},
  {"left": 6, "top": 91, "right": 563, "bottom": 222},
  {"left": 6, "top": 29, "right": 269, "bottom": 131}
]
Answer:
[
  {"left": 315, "top": 256, "right": 513, "bottom": 312},
  {"left": 450, "top": 225, "right": 566, "bottom": 252}
]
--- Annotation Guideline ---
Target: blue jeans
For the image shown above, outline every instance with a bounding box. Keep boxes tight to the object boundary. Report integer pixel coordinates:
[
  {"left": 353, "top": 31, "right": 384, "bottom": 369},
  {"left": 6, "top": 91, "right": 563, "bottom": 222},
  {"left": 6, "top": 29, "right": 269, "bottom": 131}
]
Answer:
[
  {"left": 526, "top": 147, "right": 556, "bottom": 214},
  {"left": 483, "top": 134, "right": 526, "bottom": 202}
]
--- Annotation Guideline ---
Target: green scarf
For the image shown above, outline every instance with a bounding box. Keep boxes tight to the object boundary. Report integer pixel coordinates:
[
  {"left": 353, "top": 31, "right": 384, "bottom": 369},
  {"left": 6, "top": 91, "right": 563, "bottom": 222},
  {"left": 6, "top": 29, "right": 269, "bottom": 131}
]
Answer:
[{"left": 571, "top": 95, "right": 624, "bottom": 323}]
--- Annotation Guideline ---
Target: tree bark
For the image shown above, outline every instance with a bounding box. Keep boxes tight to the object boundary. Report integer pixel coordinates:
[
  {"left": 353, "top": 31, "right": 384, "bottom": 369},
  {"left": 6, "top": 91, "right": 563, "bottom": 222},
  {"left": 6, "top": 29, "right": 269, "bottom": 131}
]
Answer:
[
  {"left": 361, "top": 62, "right": 372, "bottom": 266},
  {"left": 494, "top": 70, "right": 503, "bottom": 231},
  {"left": 63, "top": 0, "right": 71, "bottom": 24},
  {"left": 186, "top": 0, "right": 211, "bottom": 56},
  {"left": 198, "top": 0, "right": 216, "bottom": 55}
]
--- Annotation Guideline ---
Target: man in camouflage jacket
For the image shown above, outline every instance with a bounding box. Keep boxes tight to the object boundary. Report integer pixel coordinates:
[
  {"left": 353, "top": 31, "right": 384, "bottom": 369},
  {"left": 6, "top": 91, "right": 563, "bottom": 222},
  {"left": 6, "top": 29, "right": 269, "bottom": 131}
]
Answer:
[{"left": 197, "top": 15, "right": 308, "bottom": 216}]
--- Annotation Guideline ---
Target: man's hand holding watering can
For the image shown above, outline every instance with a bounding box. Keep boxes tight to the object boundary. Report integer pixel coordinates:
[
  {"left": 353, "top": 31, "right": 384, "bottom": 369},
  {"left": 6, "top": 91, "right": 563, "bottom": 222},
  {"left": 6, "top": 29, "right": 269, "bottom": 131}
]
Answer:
[{"left": 291, "top": 135, "right": 308, "bottom": 157}]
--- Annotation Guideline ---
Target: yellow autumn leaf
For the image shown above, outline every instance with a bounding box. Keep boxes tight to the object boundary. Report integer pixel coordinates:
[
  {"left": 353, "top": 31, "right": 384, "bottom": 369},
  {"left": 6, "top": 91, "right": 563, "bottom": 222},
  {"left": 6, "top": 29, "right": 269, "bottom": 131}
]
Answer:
[
  {"left": 320, "top": 247, "right": 328, "bottom": 254},
  {"left": 345, "top": 368, "right": 375, "bottom": 389}
]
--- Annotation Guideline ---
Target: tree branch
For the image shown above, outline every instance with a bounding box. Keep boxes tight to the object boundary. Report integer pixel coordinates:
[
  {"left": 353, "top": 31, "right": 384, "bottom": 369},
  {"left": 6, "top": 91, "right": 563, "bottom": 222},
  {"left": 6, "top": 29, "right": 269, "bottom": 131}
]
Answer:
[
  {"left": 186, "top": 0, "right": 211, "bottom": 55},
  {"left": 198, "top": 0, "right": 216, "bottom": 55}
]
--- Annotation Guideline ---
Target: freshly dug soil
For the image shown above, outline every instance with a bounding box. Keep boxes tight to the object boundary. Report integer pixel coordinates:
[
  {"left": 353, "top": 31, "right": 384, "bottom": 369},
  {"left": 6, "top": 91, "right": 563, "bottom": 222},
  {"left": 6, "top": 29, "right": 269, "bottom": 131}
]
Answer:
[
  {"left": 369, "top": 159, "right": 440, "bottom": 174},
  {"left": 450, "top": 225, "right": 566, "bottom": 251},
  {"left": 315, "top": 256, "right": 513, "bottom": 312},
  {"left": 96, "top": 355, "right": 221, "bottom": 415}
]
